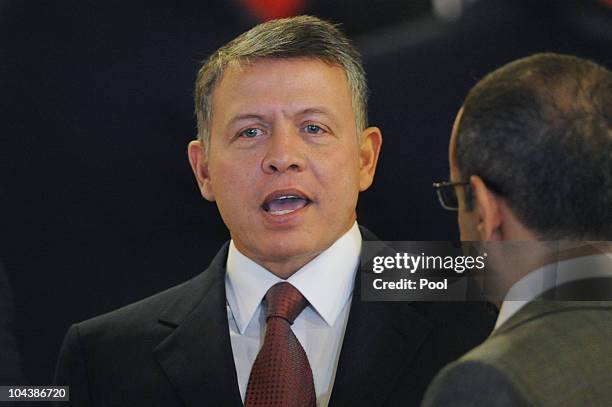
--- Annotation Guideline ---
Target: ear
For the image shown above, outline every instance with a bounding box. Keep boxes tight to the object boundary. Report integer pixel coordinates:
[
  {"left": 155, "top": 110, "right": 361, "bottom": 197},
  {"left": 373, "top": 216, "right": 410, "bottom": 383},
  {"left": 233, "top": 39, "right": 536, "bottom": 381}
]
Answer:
[
  {"left": 358, "top": 127, "right": 383, "bottom": 191},
  {"left": 470, "top": 175, "right": 502, "bottom": 241},
  {"left": 187, "top": 140, "right": 215, "bottom": 201}
]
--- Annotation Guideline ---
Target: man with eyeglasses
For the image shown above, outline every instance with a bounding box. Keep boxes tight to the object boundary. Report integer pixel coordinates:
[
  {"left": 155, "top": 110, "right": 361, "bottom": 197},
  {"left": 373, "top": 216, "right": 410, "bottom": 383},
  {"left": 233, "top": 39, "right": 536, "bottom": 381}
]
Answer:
[{"left": 425, "top": 53, "right": 612, "bottom": 406}]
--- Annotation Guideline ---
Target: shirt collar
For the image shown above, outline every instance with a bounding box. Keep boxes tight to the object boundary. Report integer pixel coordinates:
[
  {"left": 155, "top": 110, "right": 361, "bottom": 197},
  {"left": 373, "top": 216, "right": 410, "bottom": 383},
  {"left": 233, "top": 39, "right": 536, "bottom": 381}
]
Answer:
[
  {"left": 225, "top": 222, "right": 361, "bottom": 334},
  {"left": 494, "top": 253, "right": 612, "bottom": 331}
]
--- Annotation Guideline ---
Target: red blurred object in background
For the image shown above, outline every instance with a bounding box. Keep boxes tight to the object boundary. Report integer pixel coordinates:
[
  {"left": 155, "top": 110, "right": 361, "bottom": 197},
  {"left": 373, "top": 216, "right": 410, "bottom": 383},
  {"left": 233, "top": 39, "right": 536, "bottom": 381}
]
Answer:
[
  {"left": 242, "top": 0, "right": 307, "bottom": 21},
  {"left": 599, "top": 0, "right": 612, "bottom": 8}
]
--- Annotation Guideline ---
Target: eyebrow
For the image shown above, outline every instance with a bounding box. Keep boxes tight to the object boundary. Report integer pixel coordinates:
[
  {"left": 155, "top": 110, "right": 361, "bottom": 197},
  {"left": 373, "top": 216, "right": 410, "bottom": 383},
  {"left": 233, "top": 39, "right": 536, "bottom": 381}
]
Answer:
[
  {"left": 296, "top": 107, "right": 338, "bottom": 123},
  {"left": 298, "top": 107, "right": 332, "bottom": 116},
  {"left": 228, "top": 114, "right": 266, "bottom": 126},
  {"left": 227, "top": 107, "right": 337, "bottom": 126}
]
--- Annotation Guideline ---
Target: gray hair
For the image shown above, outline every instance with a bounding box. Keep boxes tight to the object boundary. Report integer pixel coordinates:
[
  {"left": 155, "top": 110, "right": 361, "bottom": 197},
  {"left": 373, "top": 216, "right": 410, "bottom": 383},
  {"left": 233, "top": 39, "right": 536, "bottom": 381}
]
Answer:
[{"left": 194, "top": 15, "right": 368, "bottom": 145}]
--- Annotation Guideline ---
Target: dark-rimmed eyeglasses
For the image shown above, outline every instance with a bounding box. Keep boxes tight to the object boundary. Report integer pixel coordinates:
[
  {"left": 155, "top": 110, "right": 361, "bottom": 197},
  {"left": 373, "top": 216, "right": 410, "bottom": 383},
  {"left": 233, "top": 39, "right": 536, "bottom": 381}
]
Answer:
[{"left": 432, "top": 181, "right": 469, "bottom": 211}]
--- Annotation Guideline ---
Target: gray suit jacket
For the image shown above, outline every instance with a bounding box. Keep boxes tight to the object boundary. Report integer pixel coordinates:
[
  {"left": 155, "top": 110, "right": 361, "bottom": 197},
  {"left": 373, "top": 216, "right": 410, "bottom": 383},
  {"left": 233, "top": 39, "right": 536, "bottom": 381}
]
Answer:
[{"left": 422, "top": 296, "right": 612, "bottom": 406}]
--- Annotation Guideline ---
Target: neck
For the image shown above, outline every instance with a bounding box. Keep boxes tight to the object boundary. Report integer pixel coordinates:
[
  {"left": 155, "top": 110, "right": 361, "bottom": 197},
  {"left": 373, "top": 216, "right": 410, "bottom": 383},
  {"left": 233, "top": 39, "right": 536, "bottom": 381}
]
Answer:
[
  {"left": 257, "top": 252, "right": 321, "bottom": 279},
  {"left": 482, "top": 240, "right": 551, "bottom": 307},
  {"left": 490, "top": 241, "right": 611, "bottom": 309},
  {"left": 233, "top": 221, "right": 357, "bottom": 279}
]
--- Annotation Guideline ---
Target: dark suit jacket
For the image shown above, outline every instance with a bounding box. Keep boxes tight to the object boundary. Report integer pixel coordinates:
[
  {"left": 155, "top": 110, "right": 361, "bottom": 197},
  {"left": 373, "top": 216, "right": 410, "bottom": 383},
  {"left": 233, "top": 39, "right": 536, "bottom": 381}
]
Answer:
[
  {"left": 55, "top": 229, "right": 495, "bottom": 406},
  {"left": 422, "top": 276, "right": 612, "bottom": 406}
]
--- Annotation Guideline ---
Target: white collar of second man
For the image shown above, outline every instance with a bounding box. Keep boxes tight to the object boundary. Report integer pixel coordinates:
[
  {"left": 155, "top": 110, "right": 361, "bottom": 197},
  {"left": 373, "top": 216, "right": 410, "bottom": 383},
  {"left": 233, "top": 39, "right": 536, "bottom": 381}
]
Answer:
[{"left": 225, "top": 222, "right": 361, "bottom": 334}]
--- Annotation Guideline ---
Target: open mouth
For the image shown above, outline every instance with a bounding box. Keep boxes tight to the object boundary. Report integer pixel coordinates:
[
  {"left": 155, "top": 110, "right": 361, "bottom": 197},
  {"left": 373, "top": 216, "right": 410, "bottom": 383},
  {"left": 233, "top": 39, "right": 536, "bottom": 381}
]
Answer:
[{"left": 261, "top": 190, "right": 312, "bottom": 216}]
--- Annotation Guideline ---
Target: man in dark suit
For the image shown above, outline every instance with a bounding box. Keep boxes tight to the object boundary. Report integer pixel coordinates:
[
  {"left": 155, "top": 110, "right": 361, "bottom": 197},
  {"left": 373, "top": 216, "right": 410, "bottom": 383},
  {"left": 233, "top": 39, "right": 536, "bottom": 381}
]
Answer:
[
  {"left": 424, "top": 53, "right": 612, "bottom": 406},
  {"left": 55, "top": 16, "right": 494, "bottom": 406}
]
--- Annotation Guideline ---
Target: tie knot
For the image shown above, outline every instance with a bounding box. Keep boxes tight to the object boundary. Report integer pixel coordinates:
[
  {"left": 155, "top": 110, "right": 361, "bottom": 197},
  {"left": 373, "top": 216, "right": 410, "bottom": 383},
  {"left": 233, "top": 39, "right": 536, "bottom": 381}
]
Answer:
[{"left": 265, "top": 282, "right": 308, "bottom": 324}]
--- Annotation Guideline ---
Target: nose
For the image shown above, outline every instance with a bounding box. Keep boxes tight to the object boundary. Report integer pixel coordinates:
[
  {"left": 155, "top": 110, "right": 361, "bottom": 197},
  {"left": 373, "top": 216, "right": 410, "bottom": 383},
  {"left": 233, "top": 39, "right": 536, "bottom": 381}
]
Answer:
[{"left": 261, "top": 128, "right": 307, "bottom": 174}]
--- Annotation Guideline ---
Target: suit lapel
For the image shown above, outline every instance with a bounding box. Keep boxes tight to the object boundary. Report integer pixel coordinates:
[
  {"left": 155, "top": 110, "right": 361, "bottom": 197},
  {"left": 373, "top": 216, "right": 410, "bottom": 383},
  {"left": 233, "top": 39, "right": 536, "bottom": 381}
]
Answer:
[
  {"left": 153, "top": 243, "right": 243, "bottom": 407},
  {"left": 329, "top": 232, "right": 433, "bottom": 406}
]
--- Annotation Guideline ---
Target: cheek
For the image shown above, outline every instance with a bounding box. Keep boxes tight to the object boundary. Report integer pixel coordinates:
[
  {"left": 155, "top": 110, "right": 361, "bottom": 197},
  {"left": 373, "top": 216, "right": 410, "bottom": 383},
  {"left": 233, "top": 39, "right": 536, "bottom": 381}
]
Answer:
[
  {"left": 314, "top": 152, "right": 361, "bottom": 205},
  {"left": 209, "top": 159, "right": 257, "bottom": 207},
  {"left": 458, "top": 211, "right": 468, "bottom": 236},
  {"left": 458, "top": 211, "right": 477, "bottom": 240},
  {"left": 319, "top": 147, "right": 356, "bottom": 174}
]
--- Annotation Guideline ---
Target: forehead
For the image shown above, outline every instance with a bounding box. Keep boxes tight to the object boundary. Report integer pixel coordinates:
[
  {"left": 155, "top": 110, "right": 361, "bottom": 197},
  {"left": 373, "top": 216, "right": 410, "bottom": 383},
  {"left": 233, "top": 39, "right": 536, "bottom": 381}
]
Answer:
[{"left": 210, "top": 57, "right": 354, "bottom": 122}]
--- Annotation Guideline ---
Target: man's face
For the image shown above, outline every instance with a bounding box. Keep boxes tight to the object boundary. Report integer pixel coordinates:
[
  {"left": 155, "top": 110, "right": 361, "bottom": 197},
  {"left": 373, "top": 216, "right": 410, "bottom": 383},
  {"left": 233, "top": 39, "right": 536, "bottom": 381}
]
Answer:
[
  {"left": 189, "top": 58, "right": 381, "bottom": 274},
  {"left": 449, "top": 108, "right": 480, "bottom": 241}
]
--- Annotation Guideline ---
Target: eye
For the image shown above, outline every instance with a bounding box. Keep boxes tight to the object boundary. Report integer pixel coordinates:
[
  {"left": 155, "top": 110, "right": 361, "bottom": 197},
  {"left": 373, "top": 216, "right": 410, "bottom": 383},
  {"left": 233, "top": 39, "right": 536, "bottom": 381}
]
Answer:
[
  {"left": 304, "top": 124, "right": 324, "bottom": 135},
  {"left": 239, "top": 128, "right": 263, "bottom": 138}
]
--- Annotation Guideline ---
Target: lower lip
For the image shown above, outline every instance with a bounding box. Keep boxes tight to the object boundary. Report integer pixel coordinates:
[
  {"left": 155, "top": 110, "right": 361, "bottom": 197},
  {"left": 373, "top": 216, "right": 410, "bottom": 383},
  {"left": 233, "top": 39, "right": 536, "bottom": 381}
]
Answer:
[{"left": 261, "top": 202, "right": 311, "bottom": 225}]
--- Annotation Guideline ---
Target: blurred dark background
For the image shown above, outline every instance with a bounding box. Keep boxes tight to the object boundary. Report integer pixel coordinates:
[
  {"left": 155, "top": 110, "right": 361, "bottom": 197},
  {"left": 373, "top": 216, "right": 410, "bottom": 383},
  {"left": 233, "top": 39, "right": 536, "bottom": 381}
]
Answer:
[{"left": 1, "top": 0, "right": 611, "bottom": 385}]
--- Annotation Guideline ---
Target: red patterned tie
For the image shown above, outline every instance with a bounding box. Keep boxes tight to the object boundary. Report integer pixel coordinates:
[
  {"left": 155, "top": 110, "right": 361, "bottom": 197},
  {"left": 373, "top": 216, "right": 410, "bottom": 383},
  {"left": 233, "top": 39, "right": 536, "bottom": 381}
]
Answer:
[{"left": 245, "top": 282, "right": 316, "bottom": 407}]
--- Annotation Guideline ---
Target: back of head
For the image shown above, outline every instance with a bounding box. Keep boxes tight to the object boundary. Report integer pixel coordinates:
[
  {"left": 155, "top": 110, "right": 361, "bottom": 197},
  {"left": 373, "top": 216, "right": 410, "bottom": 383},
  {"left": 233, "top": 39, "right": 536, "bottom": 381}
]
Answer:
[
  {"left": 194, "top": 15, "right": 367, "bottom": 145},
  {"left": 456, "top": 53, "right": 612, "bottom": 239}
]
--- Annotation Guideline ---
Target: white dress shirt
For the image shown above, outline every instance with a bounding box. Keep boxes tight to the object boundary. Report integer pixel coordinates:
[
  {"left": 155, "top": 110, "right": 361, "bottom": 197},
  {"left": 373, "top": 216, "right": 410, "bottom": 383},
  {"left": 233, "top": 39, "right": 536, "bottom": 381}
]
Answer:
[
  {"left": 225, "top": 222, "right": 361, "bottom": 407},
  {"left": 494, "top": 252, "right": 612, "bottom": 331}
]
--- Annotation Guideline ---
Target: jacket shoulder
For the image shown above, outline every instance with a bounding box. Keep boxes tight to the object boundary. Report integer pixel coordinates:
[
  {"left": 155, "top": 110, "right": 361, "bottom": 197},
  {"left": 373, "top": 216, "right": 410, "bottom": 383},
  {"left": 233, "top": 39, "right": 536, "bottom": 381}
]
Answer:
[
  {"left": 76, "top": 269, "right": 215, "bottom": 342},
  {"left": 75, "top": 241, "right": 230, "bottom": 339},
  {"left": 422, "top": 359, "right": 529, "bottom": 407},
  {"left": 455, "top": 303, "right": 612, "bottom": 404}
]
